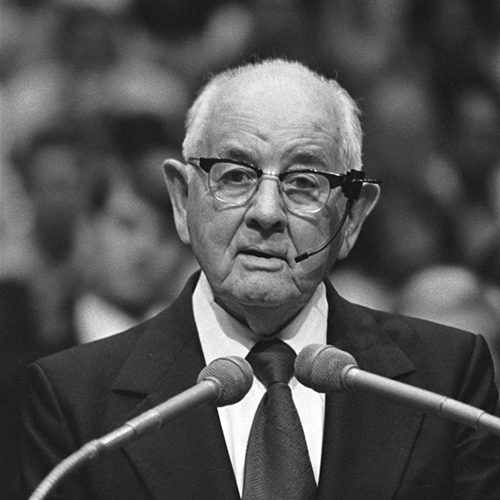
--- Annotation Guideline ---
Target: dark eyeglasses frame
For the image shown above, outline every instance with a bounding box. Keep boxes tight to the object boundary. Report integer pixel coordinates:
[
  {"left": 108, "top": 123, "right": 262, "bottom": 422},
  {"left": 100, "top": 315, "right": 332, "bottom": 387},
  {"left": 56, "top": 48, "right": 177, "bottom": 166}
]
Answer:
[{"left": 187, "top": 157, "right": 381, "bottom": 203}]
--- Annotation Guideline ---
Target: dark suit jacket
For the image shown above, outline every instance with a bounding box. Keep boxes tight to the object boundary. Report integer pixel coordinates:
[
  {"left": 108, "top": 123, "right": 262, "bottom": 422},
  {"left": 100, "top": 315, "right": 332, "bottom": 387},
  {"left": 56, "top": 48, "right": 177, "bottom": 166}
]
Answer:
[{"left": 16, "top": 274, "right": 500, "bottom": 499}]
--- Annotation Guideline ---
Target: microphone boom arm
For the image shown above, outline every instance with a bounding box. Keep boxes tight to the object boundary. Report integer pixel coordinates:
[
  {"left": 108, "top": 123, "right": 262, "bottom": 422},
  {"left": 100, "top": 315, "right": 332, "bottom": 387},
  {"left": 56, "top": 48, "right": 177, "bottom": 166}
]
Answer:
[
  {"left": 29, "top": 380, "right": 220, "bottom": 500},
  {"left": 28, "top": 355, "right": 253, "bottom": 500},
  {"left": 343, "top": 365, "right": 500, "bottom": 436}
]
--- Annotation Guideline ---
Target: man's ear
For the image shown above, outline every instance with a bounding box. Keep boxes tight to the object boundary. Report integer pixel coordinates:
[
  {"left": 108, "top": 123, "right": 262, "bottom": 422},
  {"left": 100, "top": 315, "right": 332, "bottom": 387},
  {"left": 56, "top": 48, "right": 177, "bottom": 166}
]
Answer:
[
  {"left": 162, "top": 159, "right": 191, "bottom": 245},
  {"left": 338, "top": 183, "right": 380, "bottom": 260}
]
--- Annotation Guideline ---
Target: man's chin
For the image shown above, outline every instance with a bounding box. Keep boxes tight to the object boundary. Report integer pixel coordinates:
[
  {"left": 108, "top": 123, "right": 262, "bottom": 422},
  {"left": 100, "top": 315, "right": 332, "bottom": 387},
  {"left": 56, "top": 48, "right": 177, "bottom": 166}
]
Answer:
[{"left": 221, "top": 281, "right": 302, "bottom": 309}]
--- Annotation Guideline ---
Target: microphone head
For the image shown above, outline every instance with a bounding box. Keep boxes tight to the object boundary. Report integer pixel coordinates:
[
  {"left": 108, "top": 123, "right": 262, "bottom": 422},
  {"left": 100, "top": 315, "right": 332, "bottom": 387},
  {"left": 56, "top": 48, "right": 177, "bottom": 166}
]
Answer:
[
  {"left": 197, "top": 356, "right": 254, "bottom": 406},
  {"left": 295, "top": 344, "right": 357, "bottom": 393}
]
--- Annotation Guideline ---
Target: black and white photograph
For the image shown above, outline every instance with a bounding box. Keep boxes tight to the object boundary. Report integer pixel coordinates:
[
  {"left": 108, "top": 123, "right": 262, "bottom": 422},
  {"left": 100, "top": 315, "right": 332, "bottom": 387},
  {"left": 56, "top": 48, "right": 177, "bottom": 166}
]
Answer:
[{"left": 1, "top": 1, "right": 500, "bottom": 498}]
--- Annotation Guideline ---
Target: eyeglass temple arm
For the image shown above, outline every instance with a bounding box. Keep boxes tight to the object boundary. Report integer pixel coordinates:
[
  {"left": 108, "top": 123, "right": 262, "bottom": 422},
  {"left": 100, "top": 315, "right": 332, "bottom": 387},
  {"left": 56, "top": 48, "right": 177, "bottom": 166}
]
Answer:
[{"left": 341, "top": 170, "right": 382, "bottom": 201}]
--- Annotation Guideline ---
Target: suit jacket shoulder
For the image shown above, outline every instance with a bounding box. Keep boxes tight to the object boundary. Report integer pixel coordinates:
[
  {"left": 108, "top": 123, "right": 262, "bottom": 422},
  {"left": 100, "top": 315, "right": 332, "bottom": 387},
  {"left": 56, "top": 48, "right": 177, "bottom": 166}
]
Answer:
[
  {"left": 319, "top": 281, "right": 500, "bottom": 499},
  {"left": 16, "top": 273, "right": 236, "bottom": 500}
]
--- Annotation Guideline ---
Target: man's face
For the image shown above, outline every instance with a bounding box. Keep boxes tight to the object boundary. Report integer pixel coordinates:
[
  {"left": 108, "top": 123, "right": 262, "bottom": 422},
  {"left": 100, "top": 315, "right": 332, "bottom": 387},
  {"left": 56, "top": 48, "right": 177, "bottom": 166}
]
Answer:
[{"left": 178, "top": 76, "right": 351, "bottom": 316}]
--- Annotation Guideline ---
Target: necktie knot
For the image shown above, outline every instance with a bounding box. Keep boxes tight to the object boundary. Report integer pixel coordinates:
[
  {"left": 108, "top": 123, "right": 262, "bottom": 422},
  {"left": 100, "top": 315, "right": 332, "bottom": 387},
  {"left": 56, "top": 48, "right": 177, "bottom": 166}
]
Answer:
[{"left": 246, "top": 339, "right": 296, "bottom": 388}]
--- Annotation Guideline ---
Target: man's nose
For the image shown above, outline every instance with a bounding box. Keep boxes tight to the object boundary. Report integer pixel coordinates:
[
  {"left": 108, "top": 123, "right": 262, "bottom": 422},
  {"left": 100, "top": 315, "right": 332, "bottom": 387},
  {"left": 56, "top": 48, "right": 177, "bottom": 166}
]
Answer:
[{"left": 245, "top": 175, "right": 287, "bottom": 231}]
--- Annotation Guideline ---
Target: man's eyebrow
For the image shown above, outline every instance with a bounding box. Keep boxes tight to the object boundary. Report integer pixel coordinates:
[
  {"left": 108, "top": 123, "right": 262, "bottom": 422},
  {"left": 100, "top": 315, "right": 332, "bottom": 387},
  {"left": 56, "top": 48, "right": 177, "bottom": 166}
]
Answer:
[
  {"left": 286, "top": 151, "right": 328, "bottom": 168},
  {"left": 218, "top": 147, "right": 254, "bottom": 164}
]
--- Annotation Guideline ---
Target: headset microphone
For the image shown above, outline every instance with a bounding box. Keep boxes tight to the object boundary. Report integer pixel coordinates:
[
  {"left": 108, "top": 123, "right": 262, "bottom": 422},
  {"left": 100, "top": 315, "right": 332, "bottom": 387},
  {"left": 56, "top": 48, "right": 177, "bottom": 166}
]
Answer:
[
  {"left": 294, "top": 200, "right": 352, "bottom": 263},
  {"left": 294, "top": 169, "right": 381, "bottom": 264}
]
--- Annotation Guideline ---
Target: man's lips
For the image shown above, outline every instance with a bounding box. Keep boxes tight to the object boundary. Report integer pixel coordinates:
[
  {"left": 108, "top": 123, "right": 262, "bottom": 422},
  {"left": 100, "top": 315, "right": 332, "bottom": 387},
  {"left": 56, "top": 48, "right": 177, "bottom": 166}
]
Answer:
[{"left": 238, "top": 248, "right": 288, "bottom": 261}]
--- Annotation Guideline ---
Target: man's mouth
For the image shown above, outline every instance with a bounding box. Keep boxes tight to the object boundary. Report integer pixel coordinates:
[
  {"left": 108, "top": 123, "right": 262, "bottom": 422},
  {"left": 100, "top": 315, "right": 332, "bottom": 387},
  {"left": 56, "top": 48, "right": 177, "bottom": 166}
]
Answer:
[{"left": 239, "top": 249, "right": 287, "bottom": 261}]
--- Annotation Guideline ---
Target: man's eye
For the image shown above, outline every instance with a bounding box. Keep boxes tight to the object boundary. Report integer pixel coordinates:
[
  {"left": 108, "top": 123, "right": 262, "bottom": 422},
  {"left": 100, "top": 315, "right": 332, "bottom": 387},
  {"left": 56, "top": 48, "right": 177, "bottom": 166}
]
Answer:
[
  {"left": 217, "top": 166, "right": 255, "bottom": 185},
  {"left": 286, "top": 173, "right": 319, "bottom": 190}
]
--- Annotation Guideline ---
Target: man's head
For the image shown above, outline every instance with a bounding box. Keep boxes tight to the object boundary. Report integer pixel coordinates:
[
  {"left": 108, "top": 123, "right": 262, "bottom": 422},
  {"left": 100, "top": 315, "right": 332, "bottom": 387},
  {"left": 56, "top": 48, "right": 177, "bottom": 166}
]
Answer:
[{"left": 164, "top": 59, "right": 379, "bottom": 333}]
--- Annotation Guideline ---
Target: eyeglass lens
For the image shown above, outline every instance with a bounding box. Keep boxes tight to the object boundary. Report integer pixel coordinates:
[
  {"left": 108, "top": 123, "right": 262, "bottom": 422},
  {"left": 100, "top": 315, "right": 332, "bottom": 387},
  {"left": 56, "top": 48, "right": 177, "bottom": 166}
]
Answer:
[{"left": 208, "top": 161, "right": 330, "bottom": 213}]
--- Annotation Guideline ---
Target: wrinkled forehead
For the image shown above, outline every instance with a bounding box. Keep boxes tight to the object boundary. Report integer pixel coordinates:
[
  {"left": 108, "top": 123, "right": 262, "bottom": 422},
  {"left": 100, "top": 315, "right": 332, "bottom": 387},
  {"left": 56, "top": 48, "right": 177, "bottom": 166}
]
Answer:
[
  {"left": 198, "top": 74, "right": 343, "bottom": 163},
  {"left": 213, "top": 69, "right": 341, "bottom": 130}
]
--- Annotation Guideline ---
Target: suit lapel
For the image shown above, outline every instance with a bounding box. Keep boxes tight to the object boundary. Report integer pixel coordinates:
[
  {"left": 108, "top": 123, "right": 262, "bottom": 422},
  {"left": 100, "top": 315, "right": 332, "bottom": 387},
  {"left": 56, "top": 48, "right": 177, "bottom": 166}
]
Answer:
[
  {"left": 317, "top": 282, "right": 425, "bottom": 499},
  {"left": 110, "top": 274, "right": 240, "bottom": 500}
]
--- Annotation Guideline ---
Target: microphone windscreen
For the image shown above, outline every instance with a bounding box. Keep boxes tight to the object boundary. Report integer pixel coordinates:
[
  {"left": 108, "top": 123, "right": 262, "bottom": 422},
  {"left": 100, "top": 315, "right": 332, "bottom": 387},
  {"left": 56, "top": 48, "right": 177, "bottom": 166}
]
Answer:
[
  {"left": 197, "top": 356, "right": 254, "bottom": 406},
  {"left": 295, "top": 344, "right": 357, "bottom": 393}
]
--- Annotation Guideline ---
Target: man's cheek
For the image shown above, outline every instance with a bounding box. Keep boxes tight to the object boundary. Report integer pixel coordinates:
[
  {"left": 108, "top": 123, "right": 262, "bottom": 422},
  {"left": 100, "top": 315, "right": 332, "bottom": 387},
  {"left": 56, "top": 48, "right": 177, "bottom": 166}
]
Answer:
[{"left": 189, "top": 221, "right": 224, "bottom": 262}]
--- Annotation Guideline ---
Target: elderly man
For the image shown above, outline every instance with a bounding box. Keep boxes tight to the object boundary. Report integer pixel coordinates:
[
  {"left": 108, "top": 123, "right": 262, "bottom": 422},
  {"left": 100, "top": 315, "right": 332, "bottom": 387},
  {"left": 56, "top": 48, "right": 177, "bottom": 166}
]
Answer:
[{"left": 17, "top": 59, "right": 500, "bottom": 499}]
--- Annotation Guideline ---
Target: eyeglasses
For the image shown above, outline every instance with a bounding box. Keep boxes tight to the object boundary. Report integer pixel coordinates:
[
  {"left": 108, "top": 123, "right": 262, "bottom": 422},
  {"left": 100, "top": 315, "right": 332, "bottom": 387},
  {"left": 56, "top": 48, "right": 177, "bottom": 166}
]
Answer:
[{"left": 188, "top": 157, "right": 380, "bottom": 214}]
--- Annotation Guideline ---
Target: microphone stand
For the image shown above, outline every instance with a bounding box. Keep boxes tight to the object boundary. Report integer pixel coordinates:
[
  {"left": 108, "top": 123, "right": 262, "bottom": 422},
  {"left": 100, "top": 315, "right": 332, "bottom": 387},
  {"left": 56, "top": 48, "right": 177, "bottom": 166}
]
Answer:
[{"left": 29, "top": 381, "right": 220, "bottom": 500}]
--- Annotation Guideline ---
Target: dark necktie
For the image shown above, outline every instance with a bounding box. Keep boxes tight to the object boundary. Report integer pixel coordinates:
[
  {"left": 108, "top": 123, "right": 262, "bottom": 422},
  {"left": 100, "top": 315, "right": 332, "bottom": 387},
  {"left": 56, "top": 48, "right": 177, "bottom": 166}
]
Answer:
[{"left": 242, "top": 339, "right": 317, "bottom": 500}]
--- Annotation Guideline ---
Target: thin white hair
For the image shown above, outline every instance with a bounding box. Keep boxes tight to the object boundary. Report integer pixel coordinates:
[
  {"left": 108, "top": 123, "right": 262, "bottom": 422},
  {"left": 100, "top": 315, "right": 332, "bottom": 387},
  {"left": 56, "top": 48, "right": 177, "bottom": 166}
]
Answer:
[{"left": 182, "top": 59, "right": 363, "bottom": 171}]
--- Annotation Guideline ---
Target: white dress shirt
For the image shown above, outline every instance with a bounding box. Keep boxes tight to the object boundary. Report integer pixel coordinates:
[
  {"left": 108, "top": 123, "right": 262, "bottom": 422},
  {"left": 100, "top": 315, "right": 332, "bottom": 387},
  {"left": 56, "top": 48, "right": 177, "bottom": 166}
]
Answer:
[{"left": 193, "top": 273, "right": 327, "bottom": 495}]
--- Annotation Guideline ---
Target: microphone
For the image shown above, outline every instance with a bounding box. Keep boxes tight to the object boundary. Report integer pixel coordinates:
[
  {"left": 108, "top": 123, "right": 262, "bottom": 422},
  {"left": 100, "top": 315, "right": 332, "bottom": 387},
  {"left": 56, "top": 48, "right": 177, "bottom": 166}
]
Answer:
[
  {"left": 295, "top": 343, "right": 500, "bottom": 436},
  {"left": 29, "top": 356, "right": 253, "bottom": 500},
  {"left": 294, "top": 200, "right": 351, "bottom": 263},
  {"left": 294, "top": 168, "right": 382, "bottom": 263}
]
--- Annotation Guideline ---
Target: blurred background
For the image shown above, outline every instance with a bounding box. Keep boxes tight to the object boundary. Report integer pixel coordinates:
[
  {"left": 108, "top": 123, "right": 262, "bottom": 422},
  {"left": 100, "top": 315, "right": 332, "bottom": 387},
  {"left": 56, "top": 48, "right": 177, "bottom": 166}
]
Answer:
[{"left": 1, "top": 0, "right": 500, "bottom": 493}]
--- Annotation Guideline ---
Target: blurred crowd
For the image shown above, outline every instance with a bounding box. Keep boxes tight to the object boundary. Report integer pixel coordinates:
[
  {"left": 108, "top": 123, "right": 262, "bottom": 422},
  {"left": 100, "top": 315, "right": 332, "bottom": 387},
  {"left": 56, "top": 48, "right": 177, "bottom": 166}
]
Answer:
[{"left": 1, "top": 0, "right": 500, "bottom": 493}]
